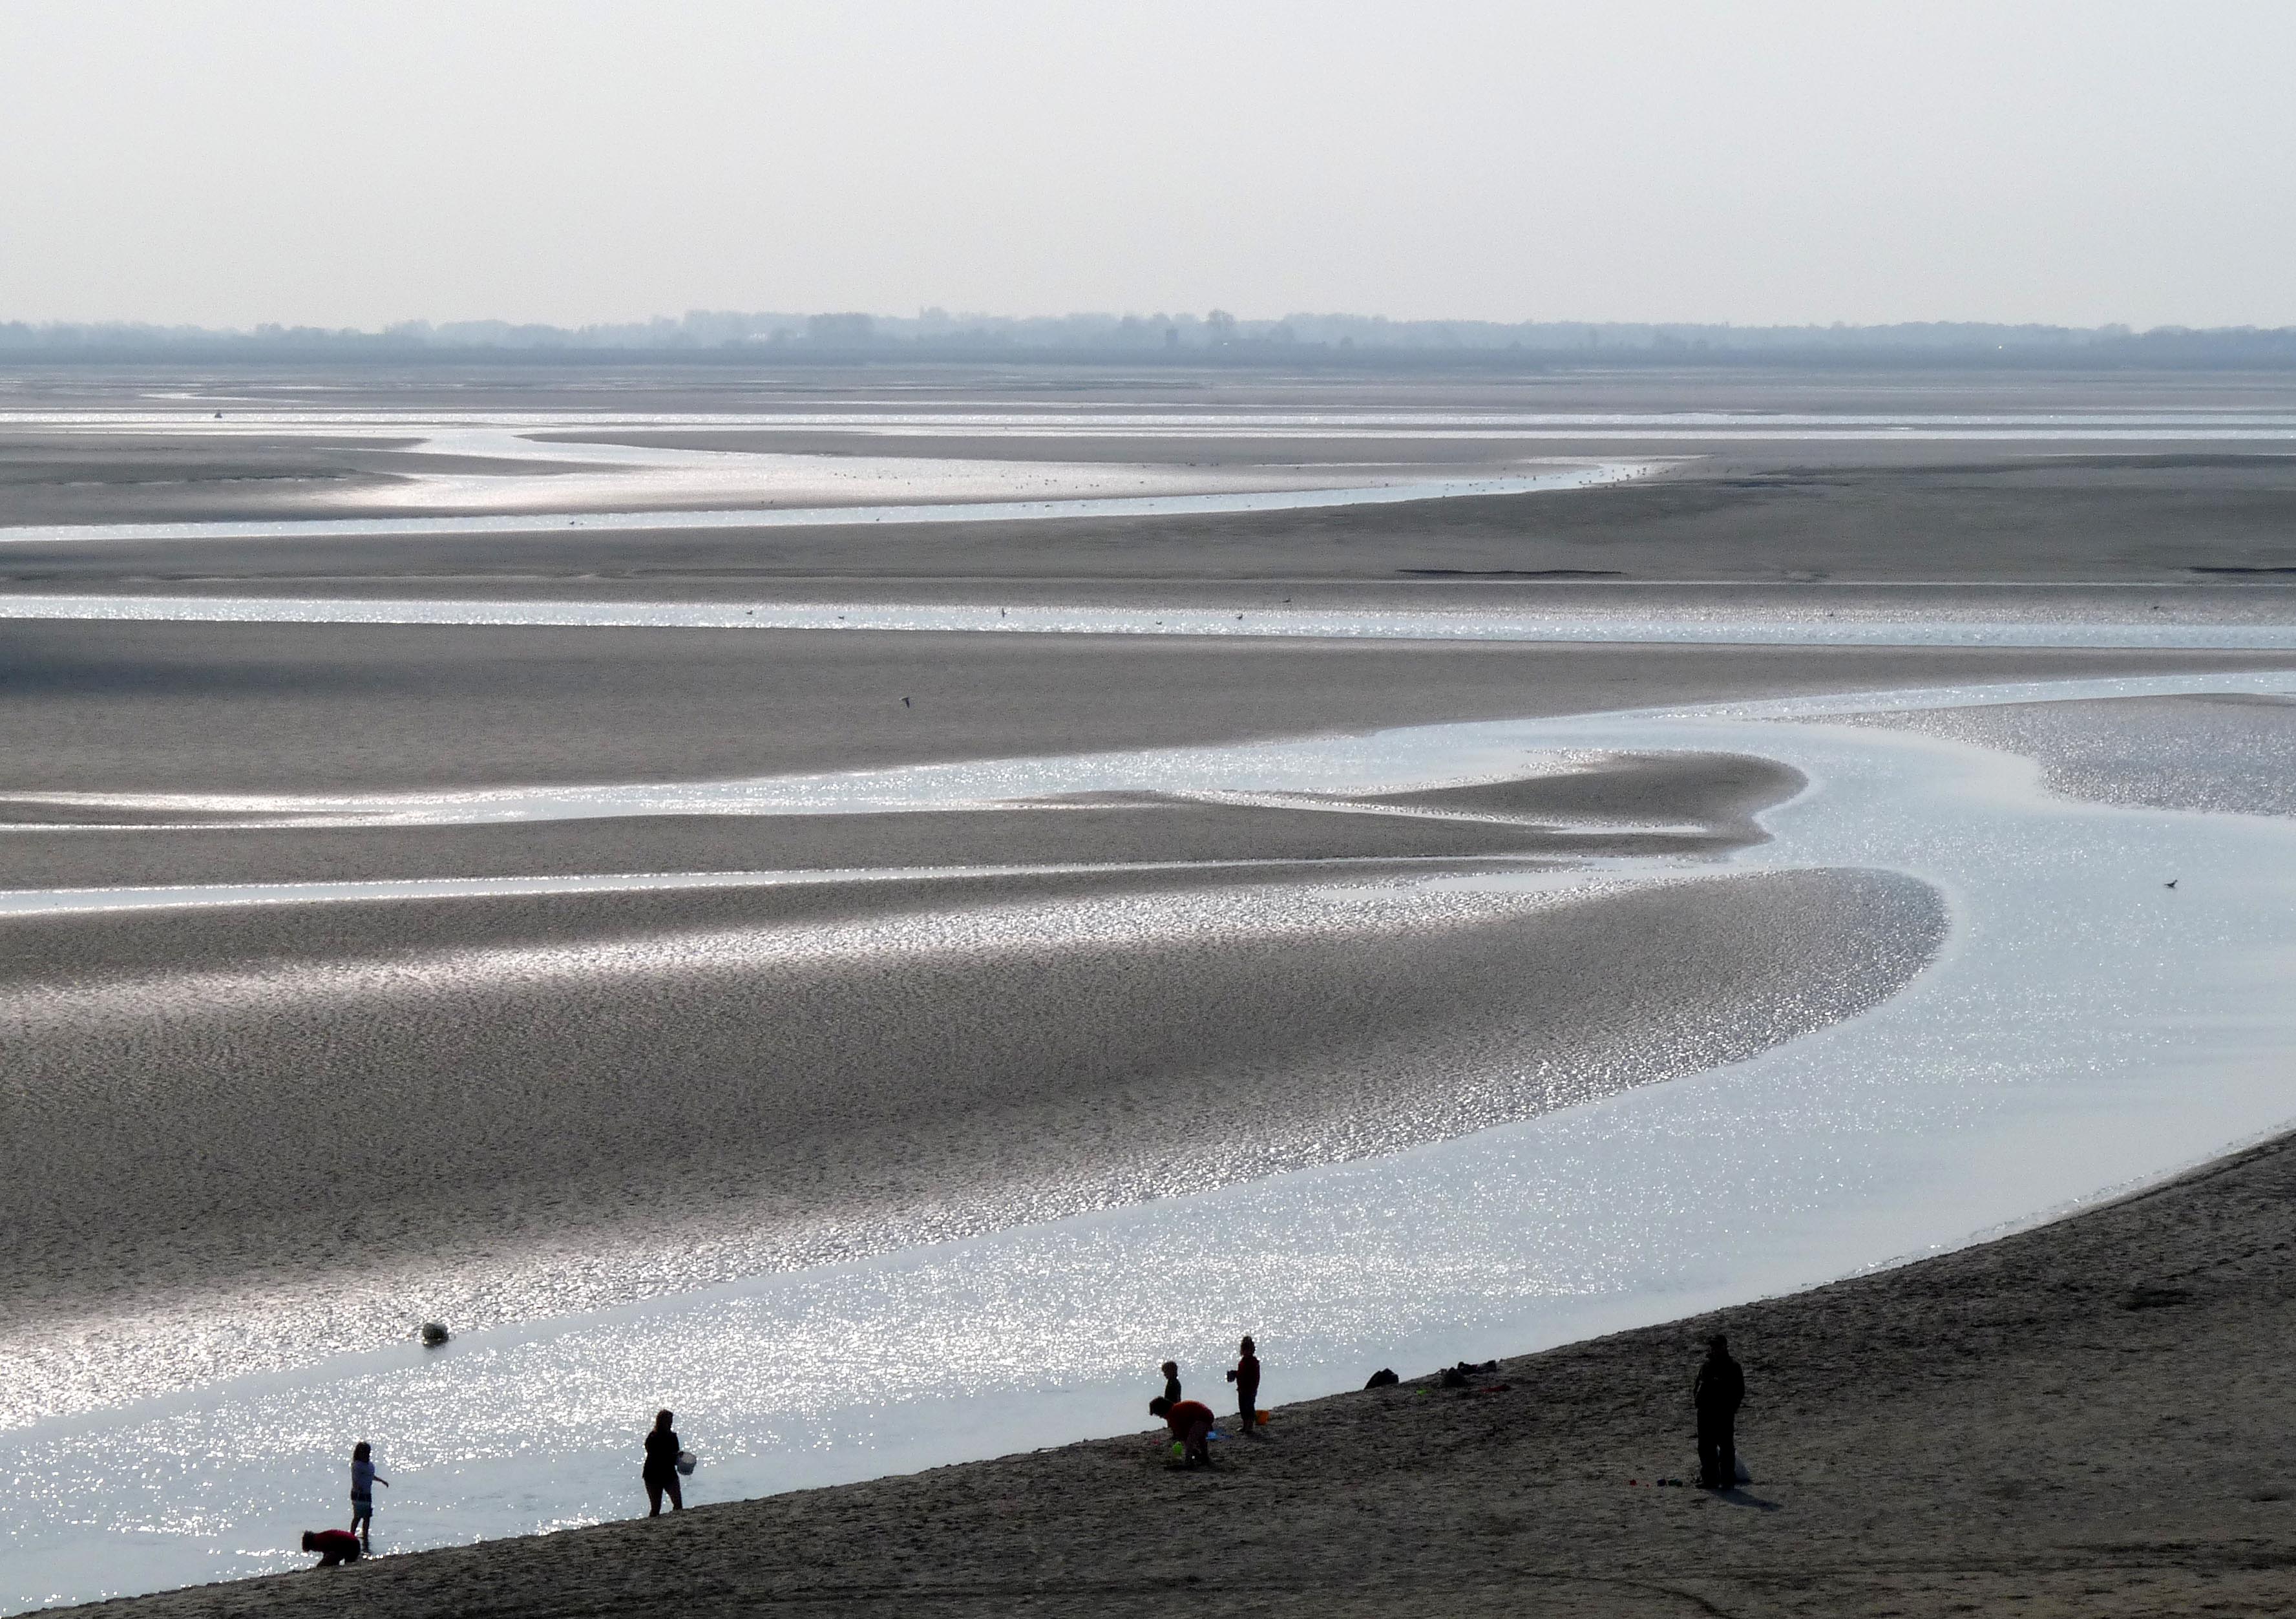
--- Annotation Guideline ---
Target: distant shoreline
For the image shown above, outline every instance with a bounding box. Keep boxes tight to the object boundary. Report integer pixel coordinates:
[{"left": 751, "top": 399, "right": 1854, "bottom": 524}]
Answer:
[{"left": 6, "top": 331, "right": 2296, "bottom": 373}]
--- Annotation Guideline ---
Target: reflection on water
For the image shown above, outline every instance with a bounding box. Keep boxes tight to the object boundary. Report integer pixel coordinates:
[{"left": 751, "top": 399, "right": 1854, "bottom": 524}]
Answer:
[
  {"left": 0, "top": 461, "right": 1651, "bottom": 544},
  {"left": 5, "top": 589, "right": 2296, "bottom": 651}
]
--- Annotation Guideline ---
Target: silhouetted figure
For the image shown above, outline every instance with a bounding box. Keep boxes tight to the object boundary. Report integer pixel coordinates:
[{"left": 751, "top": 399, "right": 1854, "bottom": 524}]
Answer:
[
  {"left": 302, "top": 1528, "right": 361, "bottom": 1567},
  {"left": 1225, "top": 1335, "right": 1261, "bottom": 1433},
  {"left": 1693, "top": 1334, "right": 1745, "bottom": 1490},
  {"left": 1160, "top": 1360, "right": 1183, "bottom": 1405},
  {"left": 348, "top": 1441, "right": 388, "bottom": 1549},
  {"left": 1149, "top": 1395, "right": 1216, "bottom": 1467},
  {"left": 642, "top": 1409, "right": 685, "bottom": 1516}
]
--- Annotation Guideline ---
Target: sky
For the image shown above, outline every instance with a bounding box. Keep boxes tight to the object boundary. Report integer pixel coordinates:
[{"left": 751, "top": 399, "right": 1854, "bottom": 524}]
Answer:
[{"left": 2, "top": 0, "right": 2292, "bottom": 331}]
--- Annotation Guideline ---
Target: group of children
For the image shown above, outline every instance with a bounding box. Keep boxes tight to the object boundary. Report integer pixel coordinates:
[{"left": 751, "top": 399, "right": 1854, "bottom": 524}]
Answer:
[
  {"left": 299, "top": 1339, "right": 1265, "bottom": 1567},
  {"left": 1148, "top": 1335, "right": 1261, "bottom": 1467}
]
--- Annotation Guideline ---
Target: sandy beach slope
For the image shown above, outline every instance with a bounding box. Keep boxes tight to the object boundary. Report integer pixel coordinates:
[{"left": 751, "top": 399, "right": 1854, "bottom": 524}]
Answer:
[{"left": 69, "top": 1127, "right": 2296, "bottom": 1619}]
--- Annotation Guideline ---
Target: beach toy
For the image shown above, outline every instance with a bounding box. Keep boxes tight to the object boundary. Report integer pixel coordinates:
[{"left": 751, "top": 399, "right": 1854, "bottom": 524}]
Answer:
[
  {"left": 675, "top": 1450, "right": 698, "bottom": 1477},
  {"left": 1170, "top": 1441, "right": 1184, "bottom": 1460},
  {"left": 418, "top": 1322, "right": 450, "bottom": 1347},
  {"left": 1256, "top": 1410, "right": 1270, "bottom": 1424}
]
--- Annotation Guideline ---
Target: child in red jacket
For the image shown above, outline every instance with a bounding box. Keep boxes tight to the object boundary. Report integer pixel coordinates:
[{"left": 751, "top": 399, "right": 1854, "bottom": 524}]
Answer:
[
  {"left": 1149, "top": 1395, "right": 1216, "bottom": 1467},
  {"left": 302, "top": 1528, "right": 361, "bottom": 1567}
]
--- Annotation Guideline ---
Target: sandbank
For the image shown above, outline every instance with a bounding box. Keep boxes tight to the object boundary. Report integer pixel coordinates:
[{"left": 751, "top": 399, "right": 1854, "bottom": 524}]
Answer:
[
  {"left": 3, "top": 865, "right": 1937, "bottom": 1423},
  {"left": 5, "top": 619, "right": 2294, "bottom": 795}
]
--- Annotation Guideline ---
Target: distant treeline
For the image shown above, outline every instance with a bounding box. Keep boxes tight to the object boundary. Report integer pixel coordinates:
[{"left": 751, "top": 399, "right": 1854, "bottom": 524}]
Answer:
[{"left": 6, "top": 310, "right": 2296, "bottom": 368}]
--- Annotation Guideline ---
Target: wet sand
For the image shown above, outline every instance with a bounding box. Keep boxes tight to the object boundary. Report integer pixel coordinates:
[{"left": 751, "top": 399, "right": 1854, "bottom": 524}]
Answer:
[
  {"left": 6, "top": 618, "right": 2294, "bottom": 796},
  {"left": 0, "top": 797, "right": 1690, "bottom": 886},
  {"left": 0, "top": 750, "right": 1795, "bottom": 885},
  {"left": 1833, "top": 691, "right": 2296, "bottom": 817},
  {"left": 0, "top": 434, "right": 606, "bottom": 526},
  {"left": 5, "top": 453, "right": 2295, "bottom": 591},
  {"left": 75, "top": 1127, "right": 2296, "bottom": 1619},
  {"left": 2, "top": 365, "right": 2293, "bottom": 590}
]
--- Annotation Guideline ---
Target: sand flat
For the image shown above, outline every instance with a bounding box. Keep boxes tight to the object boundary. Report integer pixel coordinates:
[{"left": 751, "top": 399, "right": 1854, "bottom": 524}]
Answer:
[
  {"left": 6, "top": 619, "right": 2295, "bottom": 794},
  {"left": 0, "top": 763, "right": 1784, "bottom": 886},
  {"left": 3, "top": 368, "right": 2295, "bottom": 587},
  {"left": 4, "top": 454, "right": 2295, "bottom": 587}
]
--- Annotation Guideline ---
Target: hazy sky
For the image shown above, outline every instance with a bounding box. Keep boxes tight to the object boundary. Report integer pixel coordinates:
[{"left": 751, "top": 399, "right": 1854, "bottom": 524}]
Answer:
[{"left": 3, "top": 0, "right": 2292, "bottom": 330}]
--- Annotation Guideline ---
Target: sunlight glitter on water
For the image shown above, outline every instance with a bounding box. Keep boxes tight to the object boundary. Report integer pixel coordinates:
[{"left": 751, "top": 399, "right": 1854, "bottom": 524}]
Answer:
[
  {"left": 5, "top": 589, "right": 2296, "bottom": 651},
  {"left": 0, "top": 461, "right": 1652, "bottom": 544}
]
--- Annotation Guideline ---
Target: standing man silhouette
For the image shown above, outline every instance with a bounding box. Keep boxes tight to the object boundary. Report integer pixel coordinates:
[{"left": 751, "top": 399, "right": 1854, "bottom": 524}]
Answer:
[{"left": 1693, "top": 1334, "right": 1745, "bottom": 1489}]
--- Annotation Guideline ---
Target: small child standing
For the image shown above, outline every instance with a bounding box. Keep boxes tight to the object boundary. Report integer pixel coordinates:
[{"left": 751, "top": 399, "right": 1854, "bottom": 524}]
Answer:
[
  {"left": 1225, "top": 1335, "right": 1262, "bottom": 1434},
  {"left": 349, "top": 1441, "right": 389, "bottom": 1550}
]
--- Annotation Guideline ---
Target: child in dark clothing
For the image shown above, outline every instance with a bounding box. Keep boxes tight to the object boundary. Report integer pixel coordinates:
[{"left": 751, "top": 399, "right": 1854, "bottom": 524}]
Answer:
[
  {"left": 1225, "top": 1335, "right": 1261, "bottom": 1434},
  {"left": 1159, "top": 1360, "right": 1182, "bottom": 1405}
]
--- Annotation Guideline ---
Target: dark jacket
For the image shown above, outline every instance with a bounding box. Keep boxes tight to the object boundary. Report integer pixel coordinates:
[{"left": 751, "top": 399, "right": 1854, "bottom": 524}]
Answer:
[
  {"left": 642, "top": 1425, "right": 682, "bottom": 1481},
  {"left": 1693, "top": 1352, "right": 1745, "bottom": 1415}
]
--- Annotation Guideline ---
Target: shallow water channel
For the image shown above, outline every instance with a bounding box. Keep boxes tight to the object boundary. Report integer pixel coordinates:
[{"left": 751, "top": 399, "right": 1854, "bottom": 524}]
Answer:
[{"left": 6, "top": 673, "right": 2296, "bottom": 1609}]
